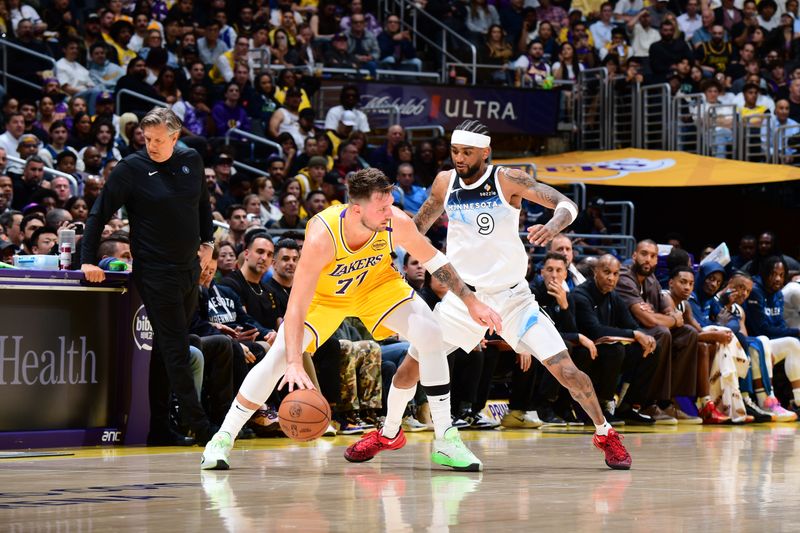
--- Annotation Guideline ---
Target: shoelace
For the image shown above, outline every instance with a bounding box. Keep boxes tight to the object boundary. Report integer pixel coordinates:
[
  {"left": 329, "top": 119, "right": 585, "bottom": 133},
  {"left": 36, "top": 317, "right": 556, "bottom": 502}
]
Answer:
[{"left": 604, "top": 433, "right": 628, "bottom": 460}]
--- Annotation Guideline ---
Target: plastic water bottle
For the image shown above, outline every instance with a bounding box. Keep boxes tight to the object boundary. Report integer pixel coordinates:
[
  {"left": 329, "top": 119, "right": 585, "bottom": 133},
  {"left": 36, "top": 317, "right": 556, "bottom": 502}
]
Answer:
[{"left": 58, "top": 229, "right": 75, "bottom": 270}]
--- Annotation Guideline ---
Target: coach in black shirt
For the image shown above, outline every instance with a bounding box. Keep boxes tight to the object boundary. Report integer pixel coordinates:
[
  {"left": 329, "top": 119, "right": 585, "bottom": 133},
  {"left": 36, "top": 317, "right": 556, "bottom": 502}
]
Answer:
[{"left": 81, "top": 107, "right": 215, "bottom": 445}]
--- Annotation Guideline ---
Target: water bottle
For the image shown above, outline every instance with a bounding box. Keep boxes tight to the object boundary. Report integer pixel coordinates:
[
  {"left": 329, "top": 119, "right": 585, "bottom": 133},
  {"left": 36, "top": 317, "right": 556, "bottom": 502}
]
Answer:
[{"left": 58, "top": 229, "right": 75, "bottom": 270}]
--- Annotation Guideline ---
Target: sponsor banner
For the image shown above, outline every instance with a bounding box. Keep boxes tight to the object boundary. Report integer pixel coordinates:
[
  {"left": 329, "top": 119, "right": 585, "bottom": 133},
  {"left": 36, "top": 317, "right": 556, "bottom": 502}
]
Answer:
[
  {"left": 0, "top": 290, "right": 116, "bottom": 431},
  {"left": 498, "top": 148, "right": 800, "bottom": 187},
  {"left": 335, "top": 81, "right": 560, "bottom": 136}
]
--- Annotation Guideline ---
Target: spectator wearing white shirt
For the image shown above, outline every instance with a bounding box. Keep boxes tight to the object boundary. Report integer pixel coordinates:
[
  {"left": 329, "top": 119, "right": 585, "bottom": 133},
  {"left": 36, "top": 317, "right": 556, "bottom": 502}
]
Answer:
[
  {"left": 8, "top": 0, "right": 45, "bottom": 33},
  {"left": 628, "top": 9, "right": 661, "bottom": 58},
  {"left": 0, "top": 113, "right": 25, "bottom": 157},
  {"left": 590, "top": 3, "right": 616, "bottom": 52},
  {"left": 677, "top": 0, "right": 703, "bottom": 41},
  {"left": 197, "top": 19, "right": 229, "bottom": 67},
  {"left": 55, "top": 38, "right": 94, "bottom": 97},
  {"left": 324, "top": 86, "right": 370, "bottom": 133}
]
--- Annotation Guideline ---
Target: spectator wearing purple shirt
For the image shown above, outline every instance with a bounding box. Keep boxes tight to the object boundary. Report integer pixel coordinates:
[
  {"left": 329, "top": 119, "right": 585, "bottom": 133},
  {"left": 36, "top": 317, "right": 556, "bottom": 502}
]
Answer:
[{"left": 212, "top": 82, "right": 251, "bottom": 140}]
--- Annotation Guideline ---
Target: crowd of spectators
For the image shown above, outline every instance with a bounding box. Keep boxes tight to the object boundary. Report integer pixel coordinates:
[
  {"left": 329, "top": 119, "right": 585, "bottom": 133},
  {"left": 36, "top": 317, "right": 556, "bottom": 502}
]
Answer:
[{"left": 2, "top": 0, "right": 800, "bottom": 440}]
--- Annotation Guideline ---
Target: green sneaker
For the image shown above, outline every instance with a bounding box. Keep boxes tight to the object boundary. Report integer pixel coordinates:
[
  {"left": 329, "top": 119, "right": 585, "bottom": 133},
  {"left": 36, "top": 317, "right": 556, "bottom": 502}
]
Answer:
[
  {"left": 431, "top": 427, "right": 482, "bottom": 472},
  {"left": 200, "top": 431, "right": 233, "bottom": 470}
]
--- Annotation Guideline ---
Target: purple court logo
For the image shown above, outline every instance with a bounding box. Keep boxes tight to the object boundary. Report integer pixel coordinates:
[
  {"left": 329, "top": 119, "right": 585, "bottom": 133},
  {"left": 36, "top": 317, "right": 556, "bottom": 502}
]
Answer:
[{"left": 132, "top": 304, "right": 153, "bottom": 351}]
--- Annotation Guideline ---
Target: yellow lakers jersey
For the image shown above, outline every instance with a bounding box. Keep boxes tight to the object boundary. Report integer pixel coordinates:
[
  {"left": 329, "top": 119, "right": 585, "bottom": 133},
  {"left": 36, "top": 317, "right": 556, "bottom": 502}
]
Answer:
[{"left": 311, "top": 204, "right": 400, "bottom": 300}]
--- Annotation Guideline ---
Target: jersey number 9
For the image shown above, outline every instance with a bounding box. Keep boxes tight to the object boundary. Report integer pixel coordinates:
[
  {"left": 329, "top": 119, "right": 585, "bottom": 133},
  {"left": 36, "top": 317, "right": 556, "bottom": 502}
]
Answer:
[{"left": 477, "top": 213, "right": 495, "bottom": 235}]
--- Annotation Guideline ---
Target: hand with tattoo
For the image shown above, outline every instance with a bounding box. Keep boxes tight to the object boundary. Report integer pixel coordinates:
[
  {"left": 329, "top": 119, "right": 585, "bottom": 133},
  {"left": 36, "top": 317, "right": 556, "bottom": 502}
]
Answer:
[{"left": 432, "top": 263, "right": 503, "bottom": 333}]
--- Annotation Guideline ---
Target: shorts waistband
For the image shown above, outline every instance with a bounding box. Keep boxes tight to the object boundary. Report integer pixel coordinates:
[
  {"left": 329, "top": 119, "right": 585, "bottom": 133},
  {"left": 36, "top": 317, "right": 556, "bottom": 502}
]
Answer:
[{"left": 465, "top": 282, "right": 521, "bottom": 293}]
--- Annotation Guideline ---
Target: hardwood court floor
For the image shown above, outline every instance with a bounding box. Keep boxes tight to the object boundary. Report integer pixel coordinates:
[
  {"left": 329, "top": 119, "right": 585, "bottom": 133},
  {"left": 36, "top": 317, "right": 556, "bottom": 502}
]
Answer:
[{"left": 2, "top": 425, "right": 800, "bottom": 532}]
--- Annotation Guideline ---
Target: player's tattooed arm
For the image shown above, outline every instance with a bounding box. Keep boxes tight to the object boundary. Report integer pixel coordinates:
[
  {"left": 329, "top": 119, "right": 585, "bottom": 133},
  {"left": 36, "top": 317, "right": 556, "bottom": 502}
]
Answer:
[
  {"left": 413, "top": 172, "right": 448, "bottom": 233},
  {"left": 503, "top": 167, "right": 577, "bottom": 239},
  {"left": 432, "top": 263, "right": 472, "bottom": 300},
  {"left": 413, "top": 194, "right": 444, "bottom": 234}
]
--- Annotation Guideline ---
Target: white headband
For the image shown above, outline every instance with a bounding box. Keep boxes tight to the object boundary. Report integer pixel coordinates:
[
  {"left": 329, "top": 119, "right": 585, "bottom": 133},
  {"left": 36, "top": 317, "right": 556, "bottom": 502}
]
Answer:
[{"left": 451, "top": 130, "right": 491, "bottom": 148}]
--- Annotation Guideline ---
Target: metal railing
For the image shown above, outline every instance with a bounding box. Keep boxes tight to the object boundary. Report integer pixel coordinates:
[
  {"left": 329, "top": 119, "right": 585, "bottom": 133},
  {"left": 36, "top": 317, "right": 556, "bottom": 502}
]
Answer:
[
  {"left": 638, "top": 84, "right": 671, "bottom": 150},
  {"left": 738, "top": 113, "right": 771, "bottom": 162},
  {"left": 0, "top": 38, "right": 57, "bottom": 92},
  {"left": 772, "top": 122, "right": 800, "bottom": 165},
  {"left": 224, "top": 127, "right": 283, "bottom": 158},
  {"left": 703, "top": 104, "right": 737, "bottom": 159},
  {"left": 358, "top": 104, "right": 401, "bottom": 130},
  {"left": 603, "top": 200, "right": 635, "bottom": 236},
  {"left": 609, "top": 77, "right": 638, "bottom": 149},
  {"left": 7, "top": 155, "right": 79, "bottom": 197},
  {"left": 405, "top": 125, "right": 445, "bottom": 143},
  {"left": 115, "top": 89, "right": 167, "bottom": 113},
  {"left": 381, "top": 0, "right": 478, "bottom": 85},
  {"left": 525, "top": 232, "right": 636, "bottom": 258},
  {"left": 577, "top": 68, "right": 608, "bottom": 150},
  {"left": 670, "top": 93, "right": 704, "bottom": 153}
]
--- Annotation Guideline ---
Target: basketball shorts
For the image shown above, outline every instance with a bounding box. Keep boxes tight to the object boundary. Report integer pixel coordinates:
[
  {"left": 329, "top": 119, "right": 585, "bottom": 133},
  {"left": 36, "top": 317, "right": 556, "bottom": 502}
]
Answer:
[{"left": 435, "top": 281, "right": 565, "bottom": 361}]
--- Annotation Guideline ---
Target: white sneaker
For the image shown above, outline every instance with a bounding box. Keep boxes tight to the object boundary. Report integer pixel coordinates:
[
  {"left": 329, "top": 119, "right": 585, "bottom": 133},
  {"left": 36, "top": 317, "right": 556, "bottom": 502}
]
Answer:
[
  {"left": 323, "top": 424, "right": 337, "bottom": 437},
  {"left": 431, "top": 427, "right": 482, "bottom": 472},
  {"left": 200, "top": 431, "right": 234, "bottom": 470},
  {"left": 401, "top": 415, "right": 428, "bottom": 432},
  {"left": 469, "top": 412, "right": 500, "bottom": 430}
]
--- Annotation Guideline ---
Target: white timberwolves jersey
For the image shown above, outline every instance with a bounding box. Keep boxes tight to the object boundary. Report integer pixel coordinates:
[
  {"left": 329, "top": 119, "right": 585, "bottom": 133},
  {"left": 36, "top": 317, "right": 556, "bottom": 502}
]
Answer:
[{"left": 444, "top": 165, "right": 528, "bottom": 289}]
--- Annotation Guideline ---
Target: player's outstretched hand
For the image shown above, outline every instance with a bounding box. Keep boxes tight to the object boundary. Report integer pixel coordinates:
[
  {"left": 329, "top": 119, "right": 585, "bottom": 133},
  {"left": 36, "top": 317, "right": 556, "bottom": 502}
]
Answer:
[
  {"left": 468, "top": 300, "right": 503, "bottom": 335},
  {"left": 81, "top": 264, "right": 106, "bottom": 283},
  {"left": 527, "top": 224, "right": 556, "bottom": 246},
  {"left": 278, "top": 362, "right": 316, "bottom": 392}
]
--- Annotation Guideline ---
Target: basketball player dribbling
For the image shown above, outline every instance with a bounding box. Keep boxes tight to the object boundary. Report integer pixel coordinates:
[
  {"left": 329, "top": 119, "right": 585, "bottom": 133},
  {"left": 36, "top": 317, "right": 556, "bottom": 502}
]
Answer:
[
  {"left": 202, "top": 168, "right": 502, "bottom": 471},
  {"left": 345, "top": 120, "right": 632, "bottom": 470}
]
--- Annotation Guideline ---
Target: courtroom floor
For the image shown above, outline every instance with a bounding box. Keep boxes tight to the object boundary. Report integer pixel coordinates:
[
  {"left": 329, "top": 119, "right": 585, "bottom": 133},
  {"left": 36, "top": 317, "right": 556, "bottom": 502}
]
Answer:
[{"left": 2, "top": 425, "right": 800, "bottom": 532}]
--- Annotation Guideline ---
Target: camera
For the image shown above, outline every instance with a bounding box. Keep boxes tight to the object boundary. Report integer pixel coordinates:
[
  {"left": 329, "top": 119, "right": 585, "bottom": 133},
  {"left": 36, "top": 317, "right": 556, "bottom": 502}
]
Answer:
[{"left": 72, "top": 222, "right": 85, "bottom": 235}]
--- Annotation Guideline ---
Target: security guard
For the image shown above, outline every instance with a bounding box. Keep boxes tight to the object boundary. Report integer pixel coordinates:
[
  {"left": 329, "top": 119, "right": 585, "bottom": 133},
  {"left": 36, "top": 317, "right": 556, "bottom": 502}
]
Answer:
[{"left": 81, "top": 107, "right": 215, "bottom": 445}]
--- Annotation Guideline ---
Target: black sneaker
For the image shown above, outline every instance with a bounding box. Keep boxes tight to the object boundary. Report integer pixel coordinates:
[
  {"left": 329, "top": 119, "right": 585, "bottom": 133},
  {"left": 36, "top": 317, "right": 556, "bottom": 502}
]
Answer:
[
  {"left": 538, "top": 406, "right": 567, "bottom": 427},
  {"left": 617, "top": 406, "right": 655, "bottom": 426},
  {"left": 360, "top": 408, "right": 380, "bottom": 427},
  {"left": 743, "top": 396, "right": 774, "bottom": 423},
  {"left": 603, "top": 410, "right": 626, "bottom": 427}
]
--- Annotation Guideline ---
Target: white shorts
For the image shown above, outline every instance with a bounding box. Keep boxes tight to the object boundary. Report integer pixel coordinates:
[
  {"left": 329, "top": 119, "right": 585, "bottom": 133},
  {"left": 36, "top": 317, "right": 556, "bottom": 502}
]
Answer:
[{"left": 434, "top": 281, "right": 565, "bottom": 362}]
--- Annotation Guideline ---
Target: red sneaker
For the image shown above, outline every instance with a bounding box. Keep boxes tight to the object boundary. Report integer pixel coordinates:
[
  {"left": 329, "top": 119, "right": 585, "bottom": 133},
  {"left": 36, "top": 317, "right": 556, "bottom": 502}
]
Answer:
[
  {"left": 593, "top": 428, "right": 632, "bottom": 470},
  {"left": 699, "top": 401, "right": 730, "bottom": 424},
  {"left": 344, "top": 429, "right": 407, "bottom": 463}
]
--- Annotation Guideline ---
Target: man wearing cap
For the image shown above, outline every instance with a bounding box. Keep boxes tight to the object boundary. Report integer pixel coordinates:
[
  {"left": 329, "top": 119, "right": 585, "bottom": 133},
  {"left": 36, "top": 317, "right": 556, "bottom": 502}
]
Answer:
[
  {"left": 295, "top": 155, "right": 328, "bottom": 199},
  {"left": 12, "top": 134, "right": 41, "bottom": 178},
  {"left": 80, "top": 107, "right": 216, "bottom": 446},
  {"left": 324, "top": 33, "right": 360, "bottom": 71},
  {"left": 212, "top": 153, "right": 235, "bottom": 196},
  {"left": 324, "top": 85, "right": 370, "bottom": 134}
]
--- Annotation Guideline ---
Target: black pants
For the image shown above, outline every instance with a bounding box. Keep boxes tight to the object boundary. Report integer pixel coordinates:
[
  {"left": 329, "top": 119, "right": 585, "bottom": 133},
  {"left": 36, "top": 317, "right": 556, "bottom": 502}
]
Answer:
[
  {"left": 449, "top": 348, "right": 484, "bottom": 414},
  {"left": 196, "top": 334, "right": 235, "bottom": 426},
  {"left": 620, "top": 342, "right": 661, "bottom": 406},
  {"left": 134, "top": 263, "right": 210, "bottom": 439},
  {"left": 572, "top": 344, "right": 627, "bottom": 403}
]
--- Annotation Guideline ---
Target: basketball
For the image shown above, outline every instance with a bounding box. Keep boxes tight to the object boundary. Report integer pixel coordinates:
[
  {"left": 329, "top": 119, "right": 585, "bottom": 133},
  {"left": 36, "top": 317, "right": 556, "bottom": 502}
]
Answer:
[{"left": 278, "top": 389, "right": 332, "bottom": 442}]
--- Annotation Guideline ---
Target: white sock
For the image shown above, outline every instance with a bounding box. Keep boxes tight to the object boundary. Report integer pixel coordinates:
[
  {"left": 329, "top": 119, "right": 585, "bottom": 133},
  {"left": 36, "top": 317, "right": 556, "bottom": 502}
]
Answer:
[
  {"left": 220, "top": 399, "right": 255, "bottom": 438},
  {"left": 755, "top": 388, "right": 767, "bottom": 406},
  {"left": 793, "top": 388, "right": 800, "bottom": 406},
  {"left": 595, "top": 420, "right": 612, "bottom": 436},
  {"left": 427, "top": 393, "right": 452, "bottom": 439},
  {"left": 381, "top": 383, "right": 417, "bottom": 439}
]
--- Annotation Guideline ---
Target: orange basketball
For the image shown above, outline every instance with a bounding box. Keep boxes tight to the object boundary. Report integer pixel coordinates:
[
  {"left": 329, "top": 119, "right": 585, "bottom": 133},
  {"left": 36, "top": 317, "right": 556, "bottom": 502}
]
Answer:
[{"left": 278, "top": 389, "right": 332, "bottom": 442}]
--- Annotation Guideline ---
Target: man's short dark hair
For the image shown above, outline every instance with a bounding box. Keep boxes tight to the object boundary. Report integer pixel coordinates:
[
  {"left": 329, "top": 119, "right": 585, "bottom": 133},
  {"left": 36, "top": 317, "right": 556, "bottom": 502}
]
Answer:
[
  {"left": 666, "top": 247, "right": 691, "bottom": 272},
  {"left": 20, "top": 212, "right": 44, "bottom": 234},
  {"left": 244, "top": 229, "right": 271, "bottom": 250},
  {"left": 669, "top": 265, "right": 694, "bottom": 280},
  {"left": 25, "top": 155, "right": 45, "bottom": 169},
  {"left": 0, "top": 210, "right": 21, "bottom": 231},
  {"left": 97, "top": 233, "right": 130, "bottom": 260},
  {"left": 89, "top": 42, "right": 108, "bottom": 54},
  {"left": 56, "top": 150, "right": 77, "bottom": 164},
  {"left": 347, "top": 168, "right": 393, "bottom": 201},
  {"left": 305, "top": 190, "right": 326, "bottom": 202},
  {"left": 281, "top": 230, "right": 304, "bottom": 243},
  {"left": 30, "top": 225, "right": 57, "bottom": 251},
  {"left": 543, "top": 252, "right": 568, "bottom": 266},
  {"left": 278, "top": 191, "right": 298, "bottom": 207},
  {"left": 226, "top": 204, "right": 245, "bottom": 219},
  {"left": 274, "top": 238, "right": 300, "bottom": 256},
  {"left": 49, "top": 120, "right": 68, "bottom": 133}
]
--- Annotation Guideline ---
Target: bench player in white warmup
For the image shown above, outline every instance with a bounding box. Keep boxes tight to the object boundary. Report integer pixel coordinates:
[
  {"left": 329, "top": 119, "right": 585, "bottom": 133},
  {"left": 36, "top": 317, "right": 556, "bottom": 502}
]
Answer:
[{"left": 345, "top": 120, "right": 632, "bottom": 470}]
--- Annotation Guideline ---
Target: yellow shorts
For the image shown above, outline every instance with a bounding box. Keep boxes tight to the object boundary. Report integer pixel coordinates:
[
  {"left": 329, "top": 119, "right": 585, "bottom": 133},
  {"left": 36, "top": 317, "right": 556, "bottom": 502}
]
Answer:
[{"left": 303, "top": 276, "right": 416, "bottom": 352}]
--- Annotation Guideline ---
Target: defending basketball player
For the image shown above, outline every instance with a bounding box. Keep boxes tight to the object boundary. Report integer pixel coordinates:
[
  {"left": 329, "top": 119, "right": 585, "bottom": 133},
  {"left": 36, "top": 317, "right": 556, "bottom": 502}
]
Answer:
[
  {"left": 345, "top": 120, "right": 632, "bottom": 470},
  {"left": 201, "top": 168, "right": 502, "bottom": 471}
]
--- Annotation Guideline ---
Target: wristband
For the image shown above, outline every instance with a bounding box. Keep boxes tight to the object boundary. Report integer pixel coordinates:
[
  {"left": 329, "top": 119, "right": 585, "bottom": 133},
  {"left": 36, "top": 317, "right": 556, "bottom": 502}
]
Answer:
[
  {"left": 423, "top": 250, "right": 449, "bottom": 274},
  {"left": 555, "top": 201, "right": 578, "bottom": 224}
]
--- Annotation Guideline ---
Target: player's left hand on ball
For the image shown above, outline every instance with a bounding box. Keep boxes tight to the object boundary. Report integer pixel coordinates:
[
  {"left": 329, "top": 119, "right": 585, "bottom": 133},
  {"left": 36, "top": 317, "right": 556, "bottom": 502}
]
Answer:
[
  {"left": 278, "top": 362, "right": 315, "bottom": 392},
  {"left": 527, "top": 224, "right": 555, "bottom": 246},
  {"left": 469, "top": 302, "right": 502, "bottom": 335}
]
